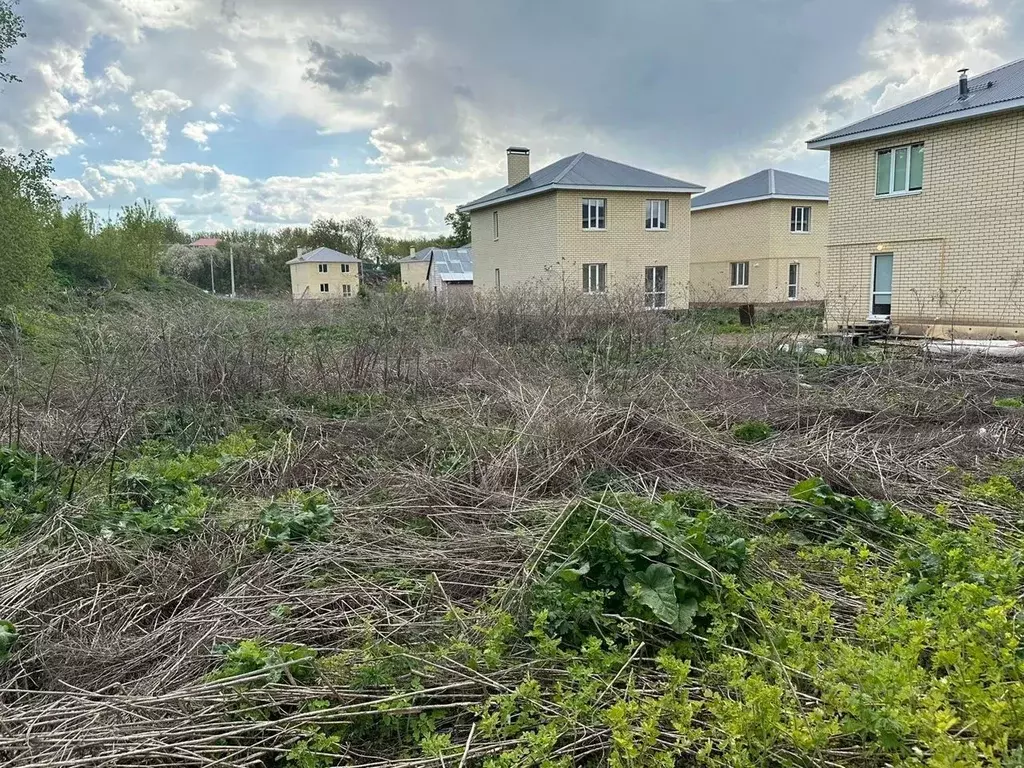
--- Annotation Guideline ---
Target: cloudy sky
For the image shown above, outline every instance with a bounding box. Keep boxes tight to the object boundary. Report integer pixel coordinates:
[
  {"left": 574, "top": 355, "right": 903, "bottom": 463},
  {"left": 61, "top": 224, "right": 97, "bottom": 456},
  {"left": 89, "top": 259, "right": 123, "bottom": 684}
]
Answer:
[{"left": 0, "top": 0, "right": 1017, "bottom": 236}]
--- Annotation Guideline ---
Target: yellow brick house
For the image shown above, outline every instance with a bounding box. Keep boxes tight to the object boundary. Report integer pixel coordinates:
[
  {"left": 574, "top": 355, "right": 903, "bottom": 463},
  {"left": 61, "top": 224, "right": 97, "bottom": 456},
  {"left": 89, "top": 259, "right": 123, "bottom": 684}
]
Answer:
[
  {"left": 808, "top": 61, "right": 1024, "bottom": 339},
  {"left": 459, "top": 148, "right": 704, "bottom": 309},
  {"left": 690, "top": 169, "right": 829, "bottom": 307},
  {"left": 288, "top": 247, "right": 361, "bottom": 300}
]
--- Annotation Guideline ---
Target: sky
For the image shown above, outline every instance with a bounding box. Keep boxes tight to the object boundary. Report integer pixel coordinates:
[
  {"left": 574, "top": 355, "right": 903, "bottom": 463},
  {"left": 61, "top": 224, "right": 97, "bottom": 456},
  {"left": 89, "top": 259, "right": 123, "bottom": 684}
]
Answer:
[{"left": 0, "top": 0, "right": 1019, "bottom": 237}]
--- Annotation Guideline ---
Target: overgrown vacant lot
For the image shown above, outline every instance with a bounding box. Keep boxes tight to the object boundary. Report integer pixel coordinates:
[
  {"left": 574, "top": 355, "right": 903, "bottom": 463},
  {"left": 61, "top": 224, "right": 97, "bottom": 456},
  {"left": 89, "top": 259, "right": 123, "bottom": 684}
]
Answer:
[{"left": 1, "top": 287, "right": 1023, "bottom": 768}]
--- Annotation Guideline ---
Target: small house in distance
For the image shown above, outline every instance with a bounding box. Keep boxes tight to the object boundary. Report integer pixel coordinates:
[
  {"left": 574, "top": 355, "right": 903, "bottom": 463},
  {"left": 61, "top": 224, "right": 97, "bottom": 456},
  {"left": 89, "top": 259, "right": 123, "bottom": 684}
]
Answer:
[
  {"left": 288, "top": 247, "right": 361, "bottom": 300},
  {"left": 690, "top": 169, "right": 828, "bottom": 307},
  {"left": 398, "top": 246, "right": 474, "bottom": 296}
]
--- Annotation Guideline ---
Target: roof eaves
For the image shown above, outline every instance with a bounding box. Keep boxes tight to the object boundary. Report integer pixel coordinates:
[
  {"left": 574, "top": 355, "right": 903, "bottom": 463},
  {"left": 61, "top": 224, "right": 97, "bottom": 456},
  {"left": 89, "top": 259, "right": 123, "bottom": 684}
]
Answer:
[
  {"left": 691, "top": 194, "right": 829, "bottom": 211},
  {"left": 808, "top": 94, "right": 1024, "bottom": 149}
]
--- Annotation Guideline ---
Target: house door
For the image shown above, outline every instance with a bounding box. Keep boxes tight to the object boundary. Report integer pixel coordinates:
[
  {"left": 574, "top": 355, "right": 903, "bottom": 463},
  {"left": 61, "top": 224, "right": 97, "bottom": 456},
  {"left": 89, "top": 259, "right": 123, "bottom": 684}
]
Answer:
[
  {"left": 787, "top": 263, "right": 799, "bottom": 301},
  {"left": 645, "top": 266, "right": 668, "bottom": 308},
  {"left": 870, "top": 253, "right": 893, "bottom": 320}
]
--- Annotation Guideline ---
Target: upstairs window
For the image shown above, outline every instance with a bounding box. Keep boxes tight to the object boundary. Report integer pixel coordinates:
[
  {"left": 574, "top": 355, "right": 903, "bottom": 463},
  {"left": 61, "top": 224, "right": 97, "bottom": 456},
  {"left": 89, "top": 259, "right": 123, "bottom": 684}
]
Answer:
[
  {"left": 876, "top": 144, "right": 924, "bottom": 196},
  {"left": 583, "top": 263, "right": 607, "bottom": 294},
  {"left": 318, "top": 263, "right": 328, "bottom": 273},
  {"left": 645, "top": 199, "right": 668, "bottom": 230},
  {"left": 341, "top": 264, "right": 350, "bottom": 273},
  {"left": 582, "top": 198, "right": 606, "bottom": 230},
  {"left": 790, "top": 206, "right": 811, "bottom": 233}
]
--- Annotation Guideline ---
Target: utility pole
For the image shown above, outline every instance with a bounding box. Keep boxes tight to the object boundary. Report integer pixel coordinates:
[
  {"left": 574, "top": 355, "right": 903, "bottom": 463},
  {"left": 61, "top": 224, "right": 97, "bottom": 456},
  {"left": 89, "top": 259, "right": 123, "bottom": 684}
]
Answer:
[{"left": 229, "top": 242, "right": 236, "bottom": 298}]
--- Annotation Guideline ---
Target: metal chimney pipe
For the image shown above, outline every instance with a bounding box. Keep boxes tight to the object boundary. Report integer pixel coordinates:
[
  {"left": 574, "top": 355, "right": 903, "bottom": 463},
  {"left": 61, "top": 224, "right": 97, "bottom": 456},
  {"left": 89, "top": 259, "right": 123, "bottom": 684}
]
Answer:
[{"left": 958, "top": 68, "right": 969, "bottom": 99}]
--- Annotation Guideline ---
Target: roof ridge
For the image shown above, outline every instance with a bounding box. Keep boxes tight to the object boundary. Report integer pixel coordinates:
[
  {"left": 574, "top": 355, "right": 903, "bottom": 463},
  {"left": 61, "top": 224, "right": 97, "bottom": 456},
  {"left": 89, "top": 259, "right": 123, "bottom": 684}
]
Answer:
[{"left": 552, "top": 152, "right": 587, "bottom": 184}]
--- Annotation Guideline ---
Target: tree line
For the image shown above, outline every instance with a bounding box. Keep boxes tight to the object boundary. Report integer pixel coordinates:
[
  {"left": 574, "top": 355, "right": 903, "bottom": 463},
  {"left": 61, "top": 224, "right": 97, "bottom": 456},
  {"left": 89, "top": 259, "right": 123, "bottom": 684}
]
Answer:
[{"left": 0, "top": 1, "right": 471, "bottom": 302}]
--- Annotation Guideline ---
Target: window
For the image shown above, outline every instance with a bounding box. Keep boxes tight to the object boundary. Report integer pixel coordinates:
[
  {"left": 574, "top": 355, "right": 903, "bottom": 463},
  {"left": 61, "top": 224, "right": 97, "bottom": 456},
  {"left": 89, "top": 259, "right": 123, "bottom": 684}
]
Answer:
[
  {"left": 788, "top": 263, "right": 799, "bottom": 300},
  {"left": 342, "top": 284, "right": 352, "bottom": 298},
  {"left": 319, "top": 283, "right": 330, "bottom": 293},
  {"left": 493, "top": 211, "right": 499, "bottom": 240},
  {"left": 583, "top": 263, "right": 607, "bottom": 294},
  {"left": 730, "top": 262, "right": 749, "bottom": 288},
  {"left": 495, "top": 268, "right": 501, "bottom": 291},
  {"left": 871, "top": 253, "right": 893, "bottom": 318},
  {"left": 341, "top": 264, "right": 350, "bottom": 274},
  {"left": 318, "top": 263, "right": 328, "bottom": 273},
  {"left": 876, "top": 144, "right": 924, "bottom": 196},
  {"left": 582, "top": 198, "right": 606, "bottom": 230},
  {"left": 645, "top": 199, "right": 668, "bottom": 230},
  {"left": 645, "top": 266, "right": 668, "bottom": 308},
  {"left": 790, "top": 206, "right": 811, "bottom": 233}
]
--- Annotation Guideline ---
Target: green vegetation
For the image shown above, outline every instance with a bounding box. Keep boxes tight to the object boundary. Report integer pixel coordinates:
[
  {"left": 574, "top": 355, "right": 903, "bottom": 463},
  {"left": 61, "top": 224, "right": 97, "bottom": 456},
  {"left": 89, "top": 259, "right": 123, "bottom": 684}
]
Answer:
[
  {"left": 994, "top": 396, "right": 1024, "bottom": 409},
  {"left": 732, "top": 420, "right": 774, "bottom": 443}
]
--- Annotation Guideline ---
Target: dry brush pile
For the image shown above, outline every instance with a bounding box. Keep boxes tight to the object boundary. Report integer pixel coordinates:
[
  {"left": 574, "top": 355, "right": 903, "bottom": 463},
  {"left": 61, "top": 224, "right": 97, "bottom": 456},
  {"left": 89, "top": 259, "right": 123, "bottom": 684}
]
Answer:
[{"left": 0, "top": 289, "right": 1022, "bottom": 767}]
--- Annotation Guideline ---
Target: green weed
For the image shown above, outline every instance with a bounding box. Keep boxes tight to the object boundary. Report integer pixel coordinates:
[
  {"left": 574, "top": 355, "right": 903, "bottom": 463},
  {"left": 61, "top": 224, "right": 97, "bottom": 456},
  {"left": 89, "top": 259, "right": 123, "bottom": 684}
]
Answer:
[
  {"left": 732, "top": 420, "right": 774, "bottom": 443},
  {"left": 257, "top": 491, "right": 333, "bottom": 550}
]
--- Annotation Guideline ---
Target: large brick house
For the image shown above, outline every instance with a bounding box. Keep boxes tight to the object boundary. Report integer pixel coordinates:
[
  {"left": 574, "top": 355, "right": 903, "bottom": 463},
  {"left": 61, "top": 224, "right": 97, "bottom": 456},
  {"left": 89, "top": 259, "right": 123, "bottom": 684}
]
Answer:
[
  {"left": 690, "top": 169, "right": 829, "bottom": 307},
  {"left": 459, "top": 148, "right": 704, "bottom": 309},
  {"left": 808, "top": 60, "right": 1024, "bottom": 339}
]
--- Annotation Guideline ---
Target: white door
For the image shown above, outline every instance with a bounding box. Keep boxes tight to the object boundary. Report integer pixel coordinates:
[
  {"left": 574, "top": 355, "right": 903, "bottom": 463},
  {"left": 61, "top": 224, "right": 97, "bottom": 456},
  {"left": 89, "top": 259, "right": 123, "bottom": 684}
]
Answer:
[{"left": 870, "top": 253, "right": 893, "bottom": 320}]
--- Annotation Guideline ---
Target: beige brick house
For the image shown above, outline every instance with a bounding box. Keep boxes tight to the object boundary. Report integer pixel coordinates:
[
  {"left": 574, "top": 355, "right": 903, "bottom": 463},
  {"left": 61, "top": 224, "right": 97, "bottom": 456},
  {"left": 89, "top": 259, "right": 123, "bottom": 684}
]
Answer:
[
  {"left": 809, "top": 61, "right": 1024, "bottom": 339},
  {"left": 287, "top": 247, "right": 361, "bottom": 300},
  {"left": 459, "top": 148, "right": 704, "bottom": 309},
  {"left": 690, "top": 169, "right": 829, "bottom": 307},
  {"left": 398, "top": 247, "right": 431, "bottom": 290}
]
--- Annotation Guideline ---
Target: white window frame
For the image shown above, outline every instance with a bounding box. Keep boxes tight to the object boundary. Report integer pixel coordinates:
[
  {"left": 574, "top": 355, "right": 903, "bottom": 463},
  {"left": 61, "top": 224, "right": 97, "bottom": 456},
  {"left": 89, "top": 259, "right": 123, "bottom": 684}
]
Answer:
[
  {"left": 645, "top": 199, "right": 668, "bottom": 231},
  {"left": 870, "top": 252, "right": 894, "bottom": 321},
  {"left": 319, "top": 283, "right": 330, "bottom": 293},
  {"left": 318, "top": 263, "right": 328, "bottom": 273},
  {"left": 493, "top": 210, "right": 499, "bottom": 240},
  {"left": 644, "top": 265, "right": 668, "bottom": 309},
  {"left": 583, "top": 263, "right": 607, "bottom": 294},
  {"left": 495, "top": 268, "right": 501, "bottom": 291},
  {"left": 787, "top": 263, "right": 799, "bottom": 301},
  {"left": 341, "top": 264, "right": 350, "bottom": 273},
  {"left": 582, "top": 198, "right": 606, "bottom": 231},
  {"left": 790, "top": 206, "right": 811, "bottom": 234},
  {"left": 342, "top": 284, "right": 352, "bottom": 298},
  {"left": 876, "top": 143, "right": 924, "bottom": 198},
  {"left": 730, "top": 261, "right": 749, "bottom": 288}
]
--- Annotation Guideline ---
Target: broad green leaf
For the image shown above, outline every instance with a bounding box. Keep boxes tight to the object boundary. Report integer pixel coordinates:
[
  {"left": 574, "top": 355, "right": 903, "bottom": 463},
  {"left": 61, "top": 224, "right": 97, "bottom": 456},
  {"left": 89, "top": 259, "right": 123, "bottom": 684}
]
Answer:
[
  {"left": 625, "top": 563, "right": 678, "bottom": 625},
  {"left": 0, "top": 620, "right": 18, "bottom": 659},
  {"left": 614, "top": 530, "right": 663, "bottom": 557},
  {"left": 790, "top": 477, "right": 828, "bottom": 504},
  {"left": 673, "top": 598, "right": 699, "bottom": 634}
]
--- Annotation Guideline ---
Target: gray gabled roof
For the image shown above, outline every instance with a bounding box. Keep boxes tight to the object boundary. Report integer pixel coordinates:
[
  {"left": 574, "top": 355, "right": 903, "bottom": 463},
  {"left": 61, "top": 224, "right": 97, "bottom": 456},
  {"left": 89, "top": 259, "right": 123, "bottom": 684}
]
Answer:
[
  {"left": 808, "top": 58, "right": 1024, "bottom": 149},
  {"left": 459, "top": 152, "right": 704, "bottom": 212},
  {"left": 428, "top": 247, "right": 473, "bottom": 283},
  {"left": 691, "top": 169, "right": 828, "bottom": 211},
  {"left": 397, "top": 247, "right": 433, "bottom": 264},
  {"left": 286, "top": 247, "right": 362, "bottom": 265}
]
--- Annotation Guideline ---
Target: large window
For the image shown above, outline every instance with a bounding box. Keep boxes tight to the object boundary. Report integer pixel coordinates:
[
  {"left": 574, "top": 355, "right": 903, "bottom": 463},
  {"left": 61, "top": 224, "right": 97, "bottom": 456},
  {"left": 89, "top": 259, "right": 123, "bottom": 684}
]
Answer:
[
  {"left": 493, "top": 211, "right": 499, "bottom": 240},
  {"left": 730, "top": 262, "right": 749, "bottom": 288},
  {"left": 318, "top": 263, "right": 328, "bottom": 273},
  {"left": 319, "top": 283, "right": 330, "bottom": 293},
  {"left": 645, "top": 266, "right": 668, "bottom": 308},
  {"left": 582, "top": 198, "right": 606, "bottom": 230},
  {"left": 583, "top": 263, "right": 607, "bottom": 294},
  {"left": 342, "top": 284, "right": 352, "bottom": 298},
  {"left": 790, "top": 206, "right": 811, "bottom": 233},
  {"left": 788, "top": 263, "right": 799, "bottom": 300},
  {"left": 645, "top": 199, "right": 668, "bottom": 230},
  {"left": 871, "top": 253, "right": 893, "bottom": 318},
  {"left": 876, "top": 144, "right": 924, "bottom": 196}
]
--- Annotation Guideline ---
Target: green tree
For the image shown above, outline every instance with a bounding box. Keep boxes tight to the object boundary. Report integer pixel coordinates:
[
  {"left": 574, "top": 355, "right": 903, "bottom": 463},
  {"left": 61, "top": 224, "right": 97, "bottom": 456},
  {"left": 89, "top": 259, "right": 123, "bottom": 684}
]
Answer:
[
  {"left": 0, "top": 0, "right": 25, "bottom": 85},
  {"left": 444, "top": 210, "right": 470, "bottom": 246},
  {"left": 344, "top": 215, "right": 381, "bottom": 265},
  {"left": 308, "top": 217, "right": 351, "bottom": 254},
  {"left": 0, "top": 155, "right": 52, "bottom": 305}
]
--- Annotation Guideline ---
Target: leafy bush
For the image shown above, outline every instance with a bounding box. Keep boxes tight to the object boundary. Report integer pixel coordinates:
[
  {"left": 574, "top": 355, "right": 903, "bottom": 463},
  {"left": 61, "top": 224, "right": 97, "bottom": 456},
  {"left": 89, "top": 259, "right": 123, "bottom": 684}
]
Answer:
[
  {"left": 258, "top": 492, "right": 333, "bottom": 550},
  {"left": 0, "top": 446, "right": 59, "bottom": 539},
  {"left": 534, "top": 492, "right": 747, "bottom": 645},
  {"left": 207, "top": 640, "right": 317, "bottom": 686},
  {"left": 964, "top": 474, "right": 1024, "bottom": 513},
  {"left": 768, "top": 477, "right": 914, "bottom": 543},
  {"left": 731, "top": 420, "right": 774, "bottom": 443}
]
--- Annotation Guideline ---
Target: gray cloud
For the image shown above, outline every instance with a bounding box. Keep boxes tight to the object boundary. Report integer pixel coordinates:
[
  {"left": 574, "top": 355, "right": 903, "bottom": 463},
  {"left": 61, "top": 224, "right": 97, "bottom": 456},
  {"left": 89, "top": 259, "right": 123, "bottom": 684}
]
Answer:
[{"left": 304, "top": 43, "right": 392, "bottom": 94}]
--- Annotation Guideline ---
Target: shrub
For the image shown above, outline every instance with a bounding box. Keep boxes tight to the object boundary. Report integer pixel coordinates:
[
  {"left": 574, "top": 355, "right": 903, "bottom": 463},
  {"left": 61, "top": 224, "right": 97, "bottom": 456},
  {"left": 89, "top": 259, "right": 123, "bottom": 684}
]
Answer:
[
  {"left": 731, "top": 420, "right": 774, "bottom": 443},
  {"left": 768, "top": 477, "right": 914, "bottom": 543},
  {"left": 258, "top": 492, "right": 333, "bottom": 550},
  {"left": 207, "top": 640, "right": 318, "bottom": 686}
]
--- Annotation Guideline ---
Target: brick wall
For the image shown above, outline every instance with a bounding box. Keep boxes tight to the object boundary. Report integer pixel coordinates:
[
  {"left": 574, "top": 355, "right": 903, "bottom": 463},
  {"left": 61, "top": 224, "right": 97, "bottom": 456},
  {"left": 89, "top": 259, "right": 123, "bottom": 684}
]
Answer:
[
  {"left": 400, "top": 261, "right": 429, "bottom": 290},
  {"left": 470, "top": 193, "right": 559, "bottom": 293},
  {"left": 290, "top": 262, "right": 361, "bottom": 299},
  {"left": 826, "top": 111, "right": 1024, "bottom": 338},
  {"left": 691, "top": 199, "right": 827, "bottom": 305}
]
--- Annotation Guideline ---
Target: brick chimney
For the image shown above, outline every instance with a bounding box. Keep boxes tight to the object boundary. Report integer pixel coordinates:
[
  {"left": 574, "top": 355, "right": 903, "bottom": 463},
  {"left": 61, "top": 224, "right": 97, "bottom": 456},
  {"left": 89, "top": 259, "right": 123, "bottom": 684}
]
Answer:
[
  {"left": 410, "top": 246, "right": 417, "bottom": 257},
  {"left": 507, "top": 146, "right": 530, "bottom": 187}
]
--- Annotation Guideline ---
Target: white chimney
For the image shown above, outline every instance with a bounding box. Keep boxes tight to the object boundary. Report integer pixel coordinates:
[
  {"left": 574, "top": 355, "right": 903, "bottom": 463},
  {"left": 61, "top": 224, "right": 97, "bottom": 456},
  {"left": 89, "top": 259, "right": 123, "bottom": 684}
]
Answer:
[
  {"left": 410, "top": 246, "right": 417, "bottom": 257},
  {"left": 507, "top": 146, "right": 530, "bottom": 187}
]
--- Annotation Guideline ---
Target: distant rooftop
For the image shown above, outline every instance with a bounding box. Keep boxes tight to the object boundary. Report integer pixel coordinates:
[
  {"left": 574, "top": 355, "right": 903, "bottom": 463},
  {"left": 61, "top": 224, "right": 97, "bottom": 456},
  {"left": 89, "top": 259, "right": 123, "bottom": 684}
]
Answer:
[
  {"left": 190, "top": 237, "right": 221, "bottom": 248},
  {"left": 691, "top": 169, "right": 828, "bottom": 211},
  {"left": 459, "top": 152, "right": 704, "bottom": 213},
  {"left": 286, "top": 247, "right": 362, "bottom": 265},
  {"left": 428, "top": 247, "right": 473, "bottom": 283},
  {"left": 808, "top": 57, "right": 1024, "bottom": 149}
]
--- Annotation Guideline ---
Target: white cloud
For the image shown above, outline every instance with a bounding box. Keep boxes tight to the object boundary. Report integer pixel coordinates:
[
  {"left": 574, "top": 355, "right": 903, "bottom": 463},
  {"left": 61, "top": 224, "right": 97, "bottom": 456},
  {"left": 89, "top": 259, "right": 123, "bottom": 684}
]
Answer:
[
  {"left": 132, "top": 89, "right": 193, "bottom": 155},
  {"left": 181, "top": 120, "right": 222, "bottom": 148},
  {"left": 52, "top": 178, "right": 94, "bottom": 202}
]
